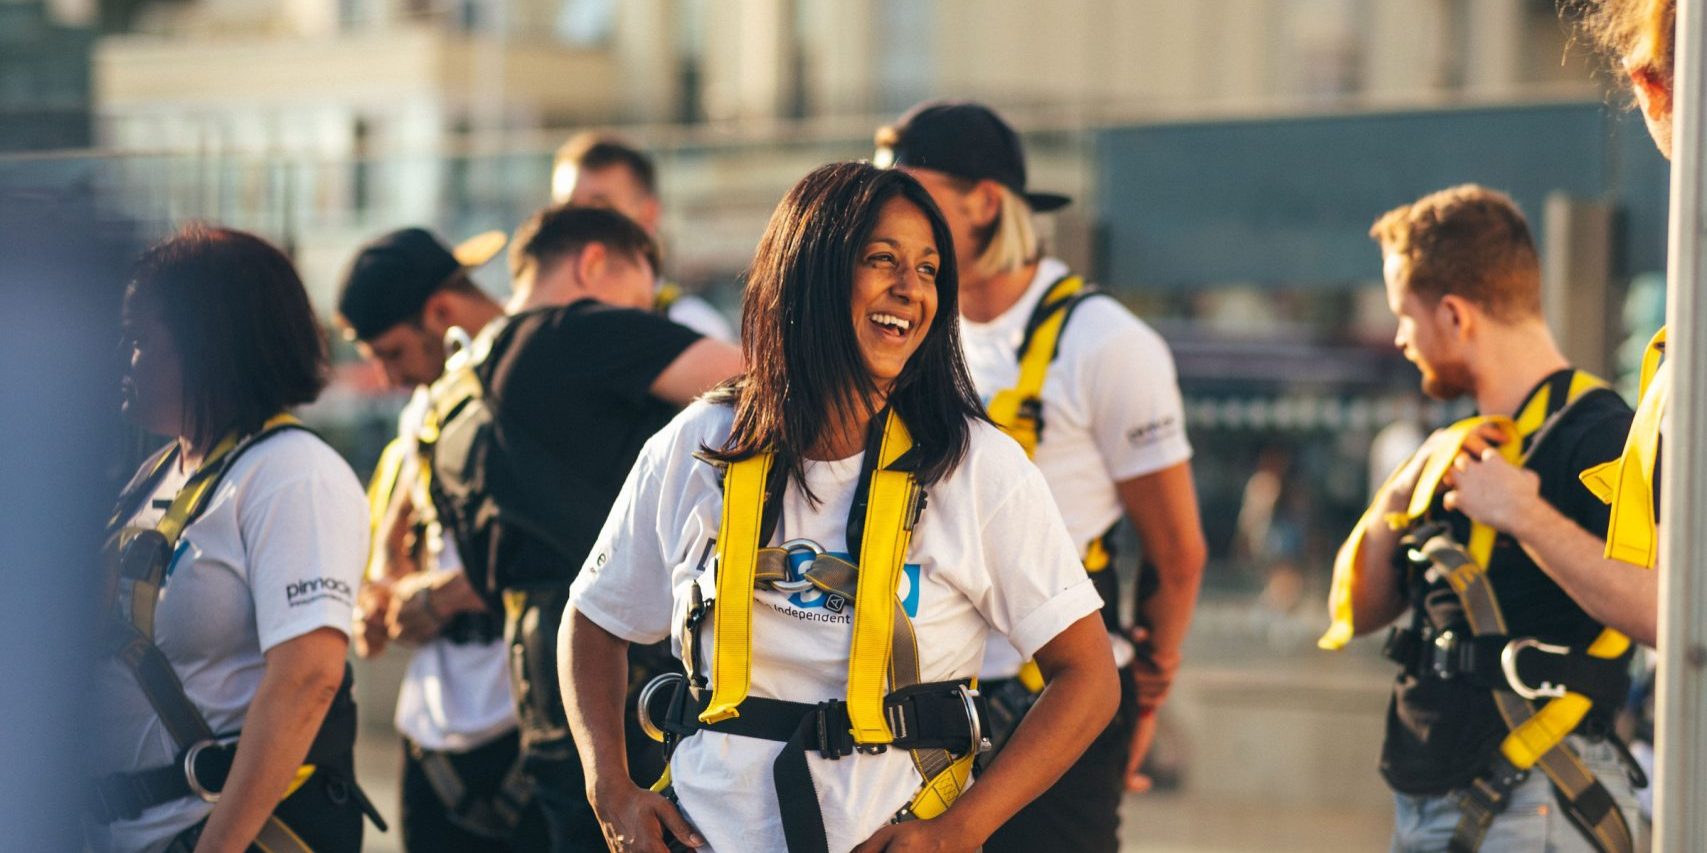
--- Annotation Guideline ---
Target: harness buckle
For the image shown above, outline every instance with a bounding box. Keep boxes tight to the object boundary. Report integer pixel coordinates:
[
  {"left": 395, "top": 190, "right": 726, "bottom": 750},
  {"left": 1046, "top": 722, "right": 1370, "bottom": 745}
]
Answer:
[
  {"left": 1501, "top": 637, "right": 1571, "bottom": 700},
  {"left": 1430, "top": 630, "right": 1460, "bottom": 679},
  {"left": 183, "top": 736, "right": 240, "bottom": 803},
  {"left": 958, "top": 685, "right": 992, "bottom": 757},
  {"left": 771, "top": 539, "right": 824, "bottom": 593}
]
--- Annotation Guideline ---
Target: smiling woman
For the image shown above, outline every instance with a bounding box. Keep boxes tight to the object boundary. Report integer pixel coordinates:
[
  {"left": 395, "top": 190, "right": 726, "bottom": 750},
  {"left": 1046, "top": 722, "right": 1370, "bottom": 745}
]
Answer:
[{"left": 560, "top": 161, "right": 1121, "bottom": 853}]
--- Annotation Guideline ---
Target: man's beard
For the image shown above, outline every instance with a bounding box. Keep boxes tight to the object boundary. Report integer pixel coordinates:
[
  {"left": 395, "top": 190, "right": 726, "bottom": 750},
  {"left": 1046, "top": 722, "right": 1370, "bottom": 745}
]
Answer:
[{"left": 1419, "top": 358, "right": 1474, "bottom": 400}]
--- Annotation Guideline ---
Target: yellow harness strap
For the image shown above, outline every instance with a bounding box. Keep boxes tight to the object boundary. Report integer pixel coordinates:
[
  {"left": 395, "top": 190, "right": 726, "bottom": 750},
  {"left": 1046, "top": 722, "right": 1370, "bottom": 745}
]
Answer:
[
  {"left": 846, "top": 413, "right": 919, "bottom": 744},
  {"left": 1320, "top": 373, "right": 1607, "bottom": 649},
  {"left": 1582, "top": 327, "right": 1668, "bottom": 568},
  {"left": 130, "top": 414, "right": 301, "bottom": 639},
  {"left": 988, "top": 274, "right": 1112, "bottom": 687},
  {"left": 1318, "top": 416, "right": 1518, "bottom": 650},
  {"left": 699, "top": 451, "right": 774, "bottom": 725},
  {"left": 655, "top": 282, "right": 683, "bottom": 314},
  {"left": 986, "top": 275, "right": 1085, "bottom": 458},
  {"left": 364, "top": 437, "right": 411, "bottom": 582},
  {"left": 698, "top": 412, "right": 973, "bottom": 822}
]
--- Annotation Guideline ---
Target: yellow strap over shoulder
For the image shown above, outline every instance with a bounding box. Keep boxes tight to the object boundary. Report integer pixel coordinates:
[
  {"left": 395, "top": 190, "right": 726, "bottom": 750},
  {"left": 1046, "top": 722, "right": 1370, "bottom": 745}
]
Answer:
[
  {"left": 699, "top": 452, "right": 773, "bottom": 725},
  {"left": 846, "top": 414, "right": 918, "bottom": 744},
  {"left": 986, "top": 276, "right": 1084, "bottom": 458},
  {"left": 366, "top": 437, "right": 409, "bottom": 534},
  {"left": 1595, "top": 327, "right": 1668, "bottom": 569},
  {"left": 132, "top": 413, "right": 303, "bottom": 638},
  {"left": 1318, "top": 416, "right": 1517, "bottom": 650},
  {"left": 1319, "top": 372, "right": 1607, "bottom": 650}
]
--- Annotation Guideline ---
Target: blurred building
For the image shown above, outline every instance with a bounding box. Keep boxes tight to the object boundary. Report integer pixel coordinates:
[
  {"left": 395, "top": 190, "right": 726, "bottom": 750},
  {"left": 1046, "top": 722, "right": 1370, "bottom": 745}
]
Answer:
[
  {"left": 1, "top": 0, "right": 97, "bottom": 151},
  {"left": 87, "top": 0, "right": 1599, "bottom": 301}
]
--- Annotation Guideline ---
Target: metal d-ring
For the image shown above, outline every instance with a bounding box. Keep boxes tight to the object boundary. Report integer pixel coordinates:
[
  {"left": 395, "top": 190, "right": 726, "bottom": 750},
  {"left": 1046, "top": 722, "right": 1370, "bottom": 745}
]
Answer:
[
  {"left": 769, "top": 538, "right": 824, "bottom": 593},
  {"left": 636, "top": 672, "right": 685, "bottom": 743},
  {"left": 183, "top": 735, "right": 241, "bottom": 803},
  {"left": 958, "top": 684, "right": 991, "bottom": 756}
]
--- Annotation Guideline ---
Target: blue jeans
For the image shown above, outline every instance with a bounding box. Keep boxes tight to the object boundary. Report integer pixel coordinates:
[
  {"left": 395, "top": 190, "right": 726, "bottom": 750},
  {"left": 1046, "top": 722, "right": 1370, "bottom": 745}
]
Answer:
[{"left": 1390, "top": 736, "right": 1643, "bottom": 852}]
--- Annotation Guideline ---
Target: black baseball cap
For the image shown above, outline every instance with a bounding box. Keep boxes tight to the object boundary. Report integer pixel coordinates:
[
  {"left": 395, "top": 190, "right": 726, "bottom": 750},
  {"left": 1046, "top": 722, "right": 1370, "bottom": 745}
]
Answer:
[
  {"left": 336, "top": 227, "right": 505, "bottom": 341},
  {"left": 874, "top": 100, "right": 1071, "bottom": 212}
]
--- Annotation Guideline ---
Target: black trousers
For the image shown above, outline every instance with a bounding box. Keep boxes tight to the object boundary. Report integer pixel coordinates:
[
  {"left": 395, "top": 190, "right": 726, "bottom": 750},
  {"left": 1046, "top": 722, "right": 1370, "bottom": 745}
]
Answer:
[
  {"left": 982, "top": 666, "right": 1139, "bottom": 853},
  {"left": 400, "top": 730, "right": 549, "bottom": 853},
  {"left": 504, "top": 585, "right": 670, "bottom": 852},
  {"left": 168, "top": 755, "right": 365, "bottom": 853}
]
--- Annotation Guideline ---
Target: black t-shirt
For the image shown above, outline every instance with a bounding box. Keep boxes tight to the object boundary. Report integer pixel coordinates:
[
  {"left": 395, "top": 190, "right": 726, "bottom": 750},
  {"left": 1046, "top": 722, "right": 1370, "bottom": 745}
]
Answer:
[
  {"left": 464, "top": 299, "right": 700, "bottom": 597},
  {"left": 1381, "top": 369, "right": 1635, "bottom": 796}
]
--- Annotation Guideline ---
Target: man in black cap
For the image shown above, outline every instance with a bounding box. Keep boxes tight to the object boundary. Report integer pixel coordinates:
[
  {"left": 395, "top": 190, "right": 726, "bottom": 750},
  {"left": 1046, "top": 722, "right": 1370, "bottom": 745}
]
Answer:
[
  {"left": 336, "top": 228, "right": 545, "bottom": 853},
  {"left": 878, "top": 101, "right": 1207, "bottom": 852}
]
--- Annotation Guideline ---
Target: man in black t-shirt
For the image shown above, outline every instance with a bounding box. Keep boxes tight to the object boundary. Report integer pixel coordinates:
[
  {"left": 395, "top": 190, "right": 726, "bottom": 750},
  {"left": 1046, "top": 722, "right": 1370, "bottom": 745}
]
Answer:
[
  {"left": 1326, "top": 186, "right": 1639, "bottom": 851},
  {"left": 427, "top": 206, "right": 740, "bottom": 851}
]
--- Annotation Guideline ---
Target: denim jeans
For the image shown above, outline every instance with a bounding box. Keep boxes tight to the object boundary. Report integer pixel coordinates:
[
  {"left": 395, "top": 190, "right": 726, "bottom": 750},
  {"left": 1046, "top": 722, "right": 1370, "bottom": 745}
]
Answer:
[{"left": 1390, "top": 736, "right": 1644, "bottom": 852}]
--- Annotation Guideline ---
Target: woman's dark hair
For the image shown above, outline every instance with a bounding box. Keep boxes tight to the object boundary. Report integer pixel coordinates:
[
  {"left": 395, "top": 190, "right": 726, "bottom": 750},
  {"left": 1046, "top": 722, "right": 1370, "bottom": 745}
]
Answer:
[
  {"left": 708, "top": 161, "right": 986, "bottom": 497},
  {"left": 127, "top": 225, "right": 328, "bottom": 447}
]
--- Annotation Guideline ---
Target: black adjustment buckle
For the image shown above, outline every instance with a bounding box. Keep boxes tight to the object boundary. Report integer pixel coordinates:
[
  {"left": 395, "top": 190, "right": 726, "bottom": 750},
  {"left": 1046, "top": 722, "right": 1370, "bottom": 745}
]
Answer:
[
  {"left": 813, "top": 701, "right": 856, "bottom": 759},
  {"left": 1382, "top": 626, "right": 1422, "bottom": 667},
  {"left": 685, "top": 585, "right": 708, "bottom": 631},
  {"left": 1400, "top": 521, "right": 1451, "bottom": 566},
  {"left": 1501, "top": 638, "right": 1572, "bottom": 700},
  {"left": 1430, "top": 629, "right": 1462, "bottom": 679},
  {"left": 1016, "top": 399, "right": 1044, "bottom": 435},
  {"left": 119, "top": 530, "right": 170, "bottom": 581},
  {"left": 1456, "top": 755, "right": 1529, "bottom": 816}
]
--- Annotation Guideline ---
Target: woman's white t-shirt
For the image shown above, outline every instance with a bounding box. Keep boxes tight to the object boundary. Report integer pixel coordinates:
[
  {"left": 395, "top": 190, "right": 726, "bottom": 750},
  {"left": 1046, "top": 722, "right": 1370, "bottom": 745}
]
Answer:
[
  {"left": 87, "top": 430, "right": 368, "bottom": 853},
  {"left": 569, "top": 401, "right": 1101, "bottom": 853},
  {"left": 960, "top": 257, "right": 1193, "bottom": 678}
]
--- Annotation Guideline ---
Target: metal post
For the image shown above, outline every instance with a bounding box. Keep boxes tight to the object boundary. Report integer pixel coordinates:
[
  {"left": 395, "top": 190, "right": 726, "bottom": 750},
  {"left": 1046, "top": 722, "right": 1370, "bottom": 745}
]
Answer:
[{"left": 1655, "top": 0, "right": 1707, "bottom": 849}]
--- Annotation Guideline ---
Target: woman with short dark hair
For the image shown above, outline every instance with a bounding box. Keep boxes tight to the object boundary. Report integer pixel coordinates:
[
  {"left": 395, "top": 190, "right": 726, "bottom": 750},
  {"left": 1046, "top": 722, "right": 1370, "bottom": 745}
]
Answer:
[
  {"left": 561, "top": 162, "right": 1119, "bottom": 853},
  {"left": 90, "top": 225, "right": 373, "bottom": 852}
]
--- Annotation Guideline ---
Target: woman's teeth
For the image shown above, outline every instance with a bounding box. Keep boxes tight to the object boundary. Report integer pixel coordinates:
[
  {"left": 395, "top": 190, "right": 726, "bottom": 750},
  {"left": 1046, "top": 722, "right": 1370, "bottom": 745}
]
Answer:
[{"left": 871, "top": 313, "right": 912, "bottom": 333}]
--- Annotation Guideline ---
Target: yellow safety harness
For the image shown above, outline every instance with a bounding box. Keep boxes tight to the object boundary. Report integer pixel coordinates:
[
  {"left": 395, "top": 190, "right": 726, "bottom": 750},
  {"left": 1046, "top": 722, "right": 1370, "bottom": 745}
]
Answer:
[
  {"left": 1580, "top": 327, "right": 1667, "bottom": 568},
  {"left": 984, "top": 273, "right": 1116, "bottom": 692},
  {"left": 93, "top": 416, "right": 379, "bottom": 848},
  {"left": 636, "top": 409, "right": 990, "bottom": 853},
  {"left": 1320, "top": 373, "right": 1635, "bottom": 853},
  {"left": 654, "top": 282, "right": 683, "bottom": 315}
]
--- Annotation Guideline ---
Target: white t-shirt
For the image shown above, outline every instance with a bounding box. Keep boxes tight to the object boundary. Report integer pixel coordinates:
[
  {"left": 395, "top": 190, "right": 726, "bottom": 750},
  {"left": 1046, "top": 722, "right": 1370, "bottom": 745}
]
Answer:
[
  {"left": 390, "top": 390, "right": 518, "bottom": 752},
  {"left": 87, "top": 430, "right": 368, "bottom": 853},
  {"left": 570, "top": 401, "right": 1101, "bottom": 853},
  {"left": 960, "top": 257, "right": 1193, "bottom": 679},
  {"left": 666, "top": 292, "right": 736, "bottom": 343}
]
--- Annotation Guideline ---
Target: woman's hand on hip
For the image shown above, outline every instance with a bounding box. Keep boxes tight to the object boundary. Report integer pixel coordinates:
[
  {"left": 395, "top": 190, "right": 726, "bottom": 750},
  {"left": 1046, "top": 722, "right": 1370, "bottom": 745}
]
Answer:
[
  {"left": 592, "top": 782, "right": 705, "bottom": 853},
  {"left": 853, "top": 818, "right": 977, "bottom": 853}
]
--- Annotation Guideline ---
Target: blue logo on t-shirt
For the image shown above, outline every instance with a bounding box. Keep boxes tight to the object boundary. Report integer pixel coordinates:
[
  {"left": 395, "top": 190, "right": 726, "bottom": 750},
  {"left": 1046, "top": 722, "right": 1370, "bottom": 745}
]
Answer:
[{"left": 783, "top": 549, "right": 921, "bottom": 619}]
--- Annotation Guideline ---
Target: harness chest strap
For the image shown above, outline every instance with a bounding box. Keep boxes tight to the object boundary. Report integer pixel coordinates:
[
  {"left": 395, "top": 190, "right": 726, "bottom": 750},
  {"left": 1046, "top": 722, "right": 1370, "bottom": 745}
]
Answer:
[
  {"left": 97, "top": 416, "right": 382, "bottom": 834},
  {"left": 1318, "top": 370, "right": 1607, "bottom": 649},
  {"left": 689, "top": 410, "right": 978, "bottom": 848},
  {"left": 986, "top": 274, "right": 1086, "bottom": 458},
  {"left": 985, "top": 274, "right": 1117, "bottom": 690}
]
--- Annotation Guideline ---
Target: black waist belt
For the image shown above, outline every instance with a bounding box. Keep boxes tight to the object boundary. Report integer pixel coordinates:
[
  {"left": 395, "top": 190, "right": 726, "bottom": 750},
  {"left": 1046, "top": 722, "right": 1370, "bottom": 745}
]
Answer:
[
  {"left": 1384, "top": 625, "right": 1629, "bottom": 707},
  {"left": 647, "top": 676, "right": 988, "bottom": 853},
  {"left": 88, "top": 676, "right": 367, "bottom": 827},
  {"left": 442, "top": 610, "right": 503, "bottom": 645}
]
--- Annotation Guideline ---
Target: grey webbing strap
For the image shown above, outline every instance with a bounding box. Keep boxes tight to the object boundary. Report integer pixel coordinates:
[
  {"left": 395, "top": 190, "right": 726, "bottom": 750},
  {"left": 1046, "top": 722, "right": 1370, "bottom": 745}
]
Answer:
[
  {"left": 411, "top": 743, "right": 533, "bottom": 839},
  {"left": 765, "top": 550, "right": 955, "bottom": 789},
  {"left": 252, "top": 815, "right": 316, "bottom": 853},
  {"left": 1418, "top": 534, "right": 1633, "bottom": 853}
]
